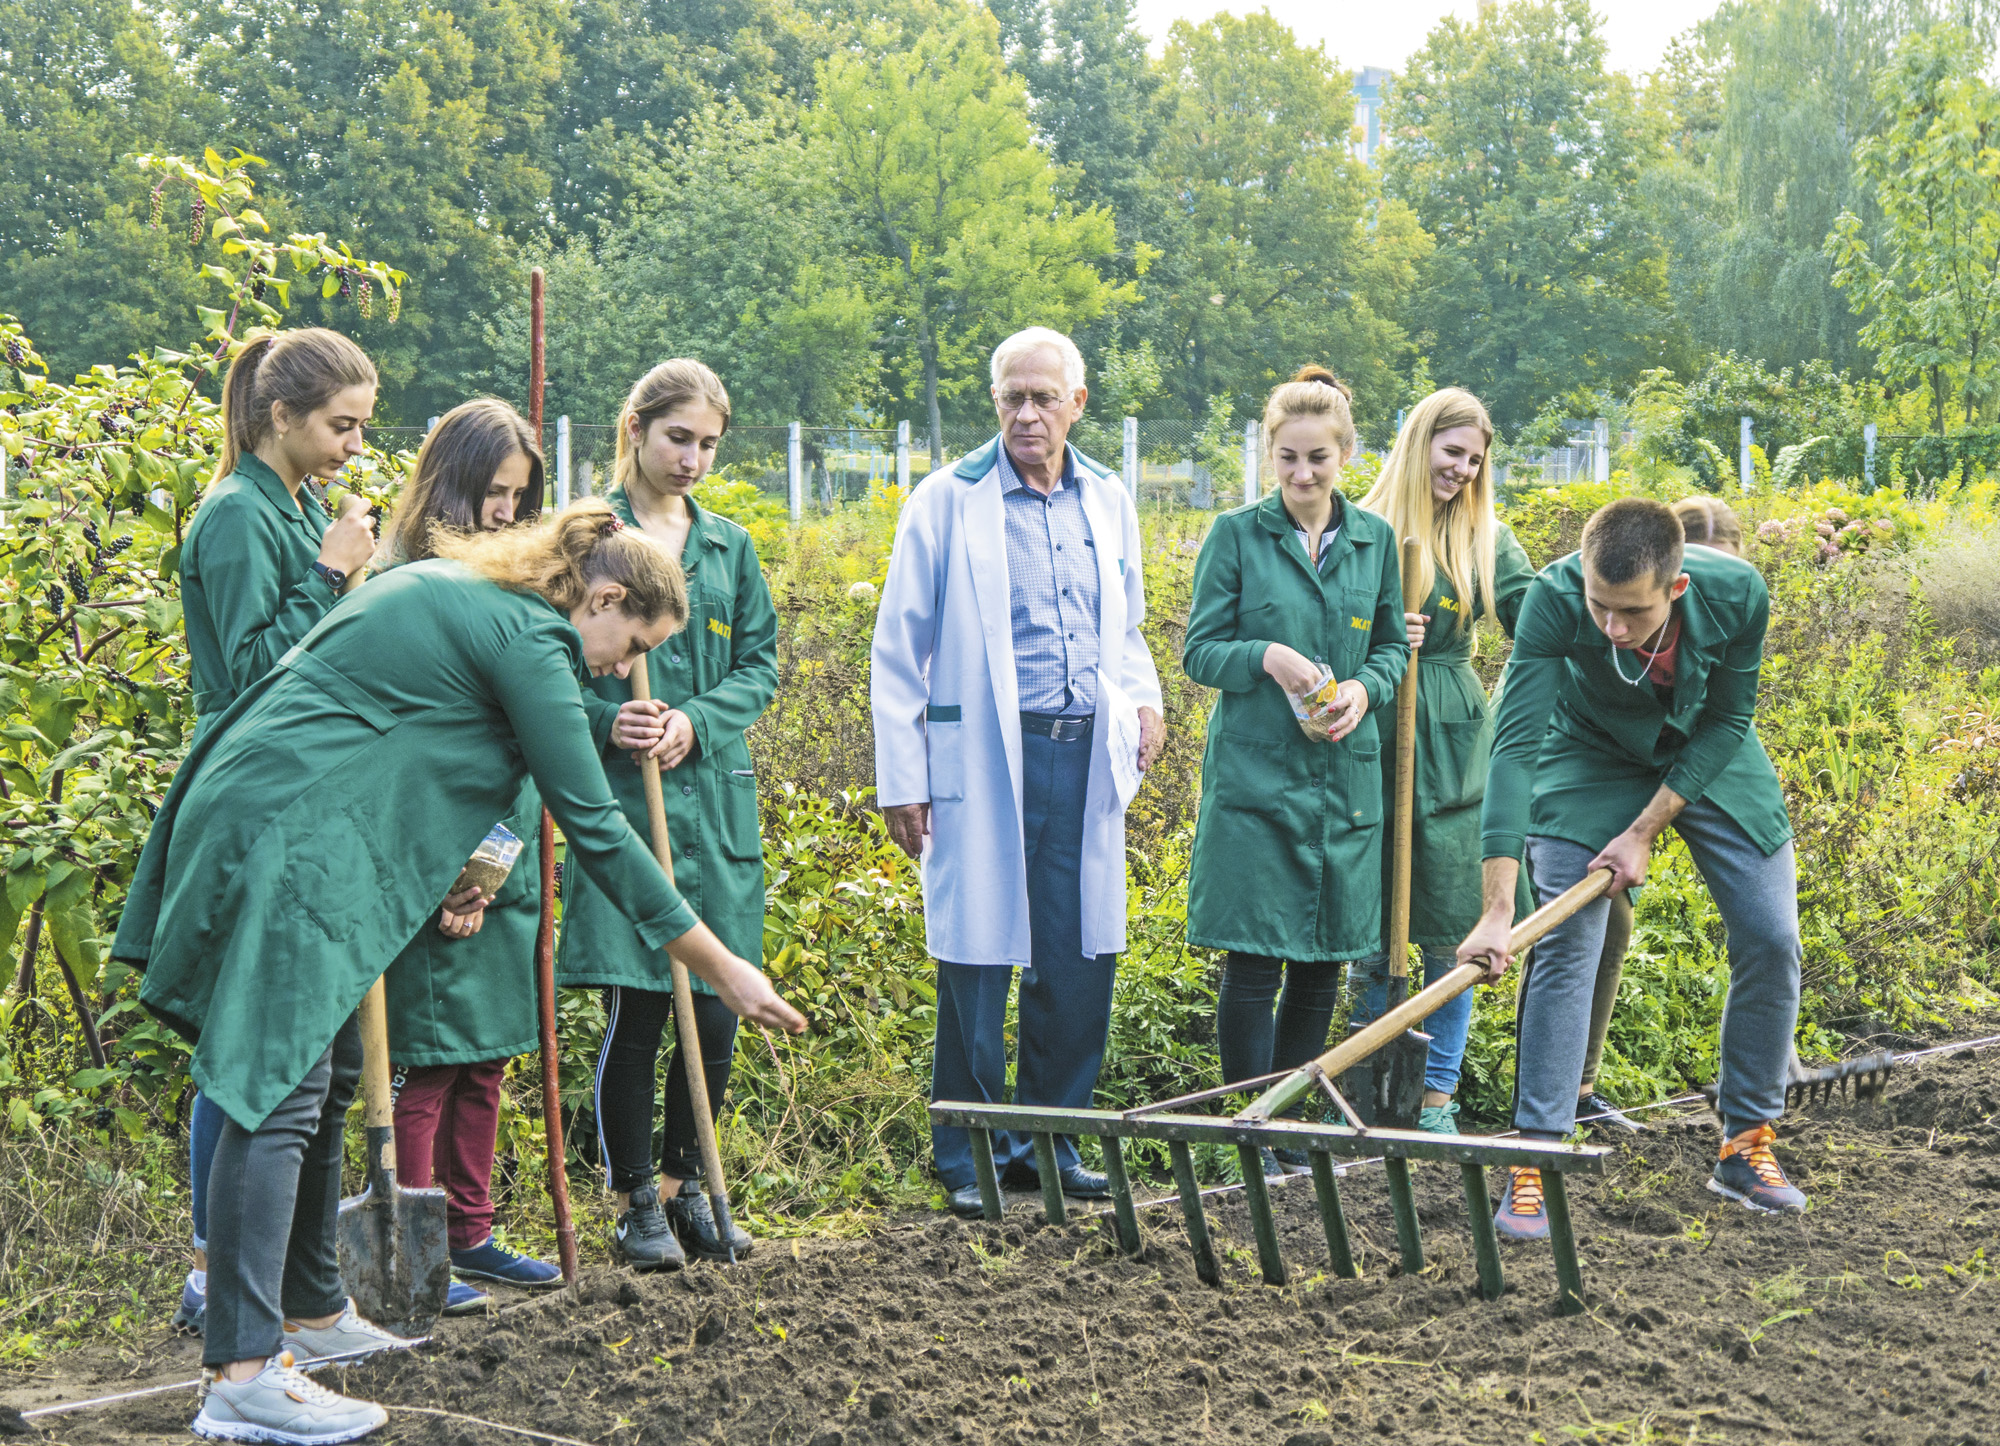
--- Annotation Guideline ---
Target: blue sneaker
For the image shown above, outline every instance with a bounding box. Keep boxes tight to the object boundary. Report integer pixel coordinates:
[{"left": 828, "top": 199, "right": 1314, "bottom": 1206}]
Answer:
[
  {"left": 1418, "top": 1100, "right": 1460, "bottom": 1135},
  {"left": 450, "top": 1237, "right": 562, "bottom": 1289},
  {"left": 172, "top": 1271, "right": 205, "bottom": 1335},
  {"left": 1708, "top": 1124, "right": 1807, "bottom": 1215},
  {"left": 441, "top": 1280, "right": 491, "bottom": 1317},
  {"left": 1493, "top": 1166, "right": 1550, "bottom": 1242}
]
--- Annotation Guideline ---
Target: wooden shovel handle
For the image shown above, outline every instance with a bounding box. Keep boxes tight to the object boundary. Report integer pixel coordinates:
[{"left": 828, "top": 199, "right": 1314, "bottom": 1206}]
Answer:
[
  {"left": 629, "top": 656, "right": 732, "bottom": 1203},
  {"left": 356, "top": 976, "right": 396, "bottom": 1163},
  {"left": 1387, "top": 537, "right": 1425, "bottom": 984}
]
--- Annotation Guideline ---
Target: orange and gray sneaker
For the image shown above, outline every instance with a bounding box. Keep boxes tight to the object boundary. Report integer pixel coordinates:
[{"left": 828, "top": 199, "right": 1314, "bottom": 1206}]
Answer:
[
  {"left": 1708, "top": 1123, "right": 1807, "bottom": 1215},
  {"left": 1493, "top": 1165, "right": 1550, "bottom": 1242}
]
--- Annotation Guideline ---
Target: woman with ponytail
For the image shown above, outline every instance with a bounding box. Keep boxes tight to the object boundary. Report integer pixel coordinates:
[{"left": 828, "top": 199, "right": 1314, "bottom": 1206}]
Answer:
[
  {"left": 1347, "top": 389, "right": 1536, "bottom": 1134},
  {"left": 111, "top": 499, "right": 805, "bottom": 1446},
  {"left": 1182, "top": 367, "right": 1410, "bottom": 1175},
  {"left": 373, "top": 400, "right": 561, "bottom": 1316},
  {"left": 174, "top": 327, "right": 379, "bottom": 1339},
  {"left": 554, "top": 360, "right": 781, "bottom": 1271}
]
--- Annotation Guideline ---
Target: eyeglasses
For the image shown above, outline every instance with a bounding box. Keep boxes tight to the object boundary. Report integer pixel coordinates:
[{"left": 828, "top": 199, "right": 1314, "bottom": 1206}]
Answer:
[{"left": 997, "top": 389, "right": 1069, "bottom": 413}]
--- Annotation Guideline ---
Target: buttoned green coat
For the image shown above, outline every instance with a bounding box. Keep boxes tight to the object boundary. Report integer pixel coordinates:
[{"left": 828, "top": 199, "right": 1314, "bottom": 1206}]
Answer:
[
  {"left": 1183, "top": 493, "right": 1411, "bottom": 961},
  {"left": 113, "top": 562, "right": 700, "bottom": 1132},
  {"left": 1481, "top": 547, "right": 1793, "bottom": 863},
  {"left": 1377, "top": 523, "right": 1538, "bottom": 949},
  {"left": 180, "top": 455, "right": 341, "bottom": 738},
  {"left": 557, "top": 491, "right": 779, "bottom": 992}
]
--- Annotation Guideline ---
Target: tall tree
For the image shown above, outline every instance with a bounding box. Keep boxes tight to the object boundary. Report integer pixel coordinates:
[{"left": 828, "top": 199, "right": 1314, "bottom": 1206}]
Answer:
[
  {"left": 810, "top": 3, "right": 1127, "bottom": 466},
  {"left": 180, "top": 0, "right": 569, "bottom": 420},
  {"left": 1383, "top": 0, "right": 1668, "bottom": 428},
  {"left": 1827, "top": 23, "right": 2000, "bottom": 431},
  {"left": 476, "top": 104, "right": 876, "bottom": 428},
  {"left": 1145, "top": 11, "right": 1427, "bottom": 433}
]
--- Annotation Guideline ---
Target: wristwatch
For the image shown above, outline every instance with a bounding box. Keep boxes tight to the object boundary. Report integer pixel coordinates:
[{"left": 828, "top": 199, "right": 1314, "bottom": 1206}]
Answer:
[{"left": 311, "top": 560, "right": 348, "bottom": 592}]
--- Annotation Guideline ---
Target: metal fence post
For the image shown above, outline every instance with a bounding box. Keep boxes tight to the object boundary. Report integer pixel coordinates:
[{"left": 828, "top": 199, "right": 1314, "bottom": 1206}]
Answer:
[
  {"left": 1739, "top": 416, "right": 1754, "bottom": 494},
  {"left": 555, "top": 416, "right": 571, "bottom": 510},
  {"left": 1242, "top": 419, "right": 1259, "bottom": 505},
  {"left": 896, "top": 419, "right": 910, "bottom": 493},
  {"left": 426, "top": 415, "right": 439, "bottom": 433},
  {"left": 1123, "top": 416, "right": 1139, "bottom": 497},
  {"left": 788, "top": 421, "right": 803, "bottom": 522},
  {"left": 1593, "top": 417, "right": 1610, "bottom": 482},
  {"left": 1863, "top": 422, "right": 1877, "bottom": 493}
]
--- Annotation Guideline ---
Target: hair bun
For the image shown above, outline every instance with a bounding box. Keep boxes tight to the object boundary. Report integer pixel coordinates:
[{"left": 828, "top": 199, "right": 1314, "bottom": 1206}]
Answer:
[{"left": 1289, "top": 364, "right": 1351, "bottom": 400}]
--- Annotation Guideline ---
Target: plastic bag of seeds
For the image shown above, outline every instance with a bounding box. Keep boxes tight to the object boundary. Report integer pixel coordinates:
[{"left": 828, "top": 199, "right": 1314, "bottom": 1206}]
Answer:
[
  {"left": 452, "top": 823, "right": 525, "bottom": 898},
  {"left": 1285, "top": 666, "right": 1344, "bottom": 741}
]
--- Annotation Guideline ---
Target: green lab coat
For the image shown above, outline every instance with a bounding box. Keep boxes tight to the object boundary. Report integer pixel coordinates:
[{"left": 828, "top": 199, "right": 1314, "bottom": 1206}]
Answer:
[
  {"left": 1481, "top": 546, "right": 1793, "bottom": 864},
  {"left": 1182, "top": 492, "right": 1410, "bottom": 961},
  {"left": 114, "top": 562, "right": 700, "bottom": 1132},
  {"left": 180, "top": 455, "right": 340, "bottom": 736},
  {"left": 557, "top": 491, "right": 780, "bottom": 992},
  {"left": 1377, "top": 523, "right": 1538, "bottom": 949}
]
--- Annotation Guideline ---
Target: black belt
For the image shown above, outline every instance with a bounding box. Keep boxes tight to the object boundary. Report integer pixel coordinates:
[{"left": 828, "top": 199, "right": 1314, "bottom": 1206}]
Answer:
[{"left": 1020, "top": 711, "right": 1094, "bottom": 742}]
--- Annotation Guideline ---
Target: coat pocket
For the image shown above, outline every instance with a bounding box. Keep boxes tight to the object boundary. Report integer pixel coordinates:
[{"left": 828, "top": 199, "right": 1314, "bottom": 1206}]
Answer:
[
  {"left": 717, "top": 769, "right": 763, "bottom": 862},
  {"left": 926, "top": 704, "right": 965, "bottom": 802},
  {"left": 279, "top": 802, "right": 393, "bottom": 943},
  {"left": 1418, "top": 713, "right": 1493, "bottom": 813},
  {"left": 1340, "top": 737, "right": 1384, "bottom": 826}
]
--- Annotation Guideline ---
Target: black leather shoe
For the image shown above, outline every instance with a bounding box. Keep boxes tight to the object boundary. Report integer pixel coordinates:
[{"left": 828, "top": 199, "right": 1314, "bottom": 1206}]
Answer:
[
  {"left": 1576, "top": 1090, "right": 1644, "bottom": 1133},
  {"left": 945, "top": 1183, "right": 988, "bottom": 1218},
  {"left": 1057, "top": 1165, "right": 1110, "bottom": 1199}
]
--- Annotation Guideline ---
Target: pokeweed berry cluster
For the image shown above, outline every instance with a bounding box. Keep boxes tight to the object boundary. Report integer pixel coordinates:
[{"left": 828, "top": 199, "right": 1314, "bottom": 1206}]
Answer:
[
  {"left": 357, "top": 277, "right": 373, "bottom": 320},
  {"left": 96, "top": 398, "right": 138, "bottom": 433},
  {"left": 188, "top": 194, "right": 207, "bottom": 247},
  {"left": 4, "top": 338, "right": 23, "bottom": 368},
  {"left": 150, "top": 181, "right": 167, "bottom": 229},
  {"left": 250, "top": 260, "right": 268, "bottom": 301}
]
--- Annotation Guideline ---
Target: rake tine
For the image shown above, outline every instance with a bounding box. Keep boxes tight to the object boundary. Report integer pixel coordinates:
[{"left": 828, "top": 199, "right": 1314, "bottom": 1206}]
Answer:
[
  {"left": 1168, "top": 1141, "right": 1221, "bottom": 1286},
  {"left": 1100, "top": 1136, "right": 1141, "bottom": 1256},
  {"left": 1031, "top": 1133, "right": 1065, "bottom": 1226},
  {"left": 1461, "top": 1163, "right": 1504, "bottom": 1302},
  {"left": 1235, "top": 1145, "right": 1287, "bottom": 1286},
  {"left": 1382, "top": 1157, "right": 1424, "bottom": 1274},
  {"left": 1307, "top": 1151, "right": 1358, "bottom": 1278},
  {"left": 970, "top": 1127, "right": 1004, "bottom": 1223},
  {"left": 1543, "top": 1169, "right": 1586, "bottom": 1316}
]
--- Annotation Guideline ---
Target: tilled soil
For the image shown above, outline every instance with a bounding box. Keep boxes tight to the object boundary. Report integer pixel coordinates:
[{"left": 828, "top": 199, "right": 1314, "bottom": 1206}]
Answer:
[{"left": 11, "top": 1046, "right": 2000, "bottom": 1446}]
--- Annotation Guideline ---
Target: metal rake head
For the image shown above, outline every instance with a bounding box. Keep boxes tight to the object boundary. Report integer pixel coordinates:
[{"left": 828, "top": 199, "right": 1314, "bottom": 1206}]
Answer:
[{"left": 1785, "top": 1050, "right": 1894, "bottom": 1110}]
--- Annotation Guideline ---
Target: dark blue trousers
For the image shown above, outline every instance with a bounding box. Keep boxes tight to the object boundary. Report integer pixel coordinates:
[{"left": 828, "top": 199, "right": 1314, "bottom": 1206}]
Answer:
[{"left": 930, "top": 725, "right": 1118, "bottom": 1191}]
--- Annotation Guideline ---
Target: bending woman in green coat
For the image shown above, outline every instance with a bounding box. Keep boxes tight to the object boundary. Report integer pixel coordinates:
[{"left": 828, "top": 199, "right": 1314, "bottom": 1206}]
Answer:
[
  {"left": 376, "top": 399, "right": 563, "bottom": 1315},
  {"left": 113, "top": 502, "right": 804, "bottom": 1446},
  {"left": 1348, "top": 388, "right": 1536, "bottom": 1134},
  {"left": 177, "top": 328, "right": 382, "bottom": 1337},
  {"left": 1183, "top": 367, "right": 1410, "bottom": 1173},
  {"left": 555, "top": 360, "right": 781, "bottom": 1271}
]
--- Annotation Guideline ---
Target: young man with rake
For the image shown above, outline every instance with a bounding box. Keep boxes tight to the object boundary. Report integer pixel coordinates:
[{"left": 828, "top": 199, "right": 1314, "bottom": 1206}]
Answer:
[{"left": 1458, "top": 498, "right": 1808, "bottom": 1241}]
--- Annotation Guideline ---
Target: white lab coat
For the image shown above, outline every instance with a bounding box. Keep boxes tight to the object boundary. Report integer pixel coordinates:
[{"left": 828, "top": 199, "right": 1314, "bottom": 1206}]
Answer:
[{"left": 870, "top": 436, "right": 1164, "bottom": 967}]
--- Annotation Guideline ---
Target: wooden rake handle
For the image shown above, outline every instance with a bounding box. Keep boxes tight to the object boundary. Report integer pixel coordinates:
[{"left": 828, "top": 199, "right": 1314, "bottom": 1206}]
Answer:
[
  {"left": 1242, "top": 868, "right": 1618, "bottom": 1121},
  {"left": 1386, "top": 536, "right": 1426, "bottom": 988},
  {"left": 629, "top": 655, "right": 738, "bottom": 1250}
]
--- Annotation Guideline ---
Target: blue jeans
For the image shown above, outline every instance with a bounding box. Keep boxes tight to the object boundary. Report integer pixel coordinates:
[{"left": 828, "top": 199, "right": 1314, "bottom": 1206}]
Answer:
[
  {"left": 1349, "top": 947, "right": 1473, "bottom": 1095},
  {"left": 1514, "top": 797, "right": 1800, "bottom": 1138},
  {"left": 930, "top": 724, "right": 1118, "bottom": 1191},
  {"left": 190, "top": 1090, "right": 225, "bottom": 1251}
]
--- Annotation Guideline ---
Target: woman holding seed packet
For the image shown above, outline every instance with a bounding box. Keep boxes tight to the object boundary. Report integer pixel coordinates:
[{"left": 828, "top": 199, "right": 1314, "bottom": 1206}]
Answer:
[{"left": 1181, "top": 367, "right": 1410, "bottom": 1171}]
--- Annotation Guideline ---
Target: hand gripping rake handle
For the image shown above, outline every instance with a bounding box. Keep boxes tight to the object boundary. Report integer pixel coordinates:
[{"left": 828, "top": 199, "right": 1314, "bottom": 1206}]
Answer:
[
  {"left": 1386, "top": 537, "right": 1426, "bottom": 1002},
  {"left": 1241, "top": 867, "right": 1618, "bottom": 1122},
  {"left": 630, "top": 653, "right": 739, "bottom": 1261}
]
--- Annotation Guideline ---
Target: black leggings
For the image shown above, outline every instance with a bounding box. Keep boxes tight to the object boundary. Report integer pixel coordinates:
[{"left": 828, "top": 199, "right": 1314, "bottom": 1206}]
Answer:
[
  {"left": 593, "top": 986, "right": 737, "bottom": 1193},
  {"left": 1216, "top": 953, "right": 1344, "bottom": 1090}
]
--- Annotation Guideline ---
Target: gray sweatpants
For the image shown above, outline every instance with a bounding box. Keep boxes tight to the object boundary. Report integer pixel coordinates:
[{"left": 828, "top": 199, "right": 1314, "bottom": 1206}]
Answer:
[
  {"left": 203, "top": 1015, "right": 360, "bottom": 1367},
  {"left": 1515, "top": 797, "right": 1800, "bottom": 1139}
]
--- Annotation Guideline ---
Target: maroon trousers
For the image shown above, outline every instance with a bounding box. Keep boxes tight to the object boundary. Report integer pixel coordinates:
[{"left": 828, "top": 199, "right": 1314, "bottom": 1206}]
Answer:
[{"left": 390, "top": 1059, "right": 506, "bottom": 1252}]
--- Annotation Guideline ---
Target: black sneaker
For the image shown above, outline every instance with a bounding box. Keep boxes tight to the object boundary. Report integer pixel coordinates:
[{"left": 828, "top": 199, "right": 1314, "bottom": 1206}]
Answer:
[
  {"left": 612, "top": 1184, "right": 685, "bottom": 1271},
  {"left": 1576, "top": 1090, "right": 1644, "bottom": 1134},
  {"left": 665, "top": 1178, "right": 753, "bottom": 1261},
  {"left": 1269, "top": 1147, "right": 1313, "bottom": 1174}
]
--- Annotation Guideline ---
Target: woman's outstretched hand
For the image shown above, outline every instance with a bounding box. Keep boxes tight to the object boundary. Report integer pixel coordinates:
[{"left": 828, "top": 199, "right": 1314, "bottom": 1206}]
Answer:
[{"left": 713, "top": 957, "right": 808, "bottom": 1034}]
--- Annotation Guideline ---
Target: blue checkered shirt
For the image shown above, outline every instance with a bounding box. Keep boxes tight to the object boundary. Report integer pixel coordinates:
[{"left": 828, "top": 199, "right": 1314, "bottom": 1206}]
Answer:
[{"left": 998, "top": 445, "right": 1100, "bottom": 716}]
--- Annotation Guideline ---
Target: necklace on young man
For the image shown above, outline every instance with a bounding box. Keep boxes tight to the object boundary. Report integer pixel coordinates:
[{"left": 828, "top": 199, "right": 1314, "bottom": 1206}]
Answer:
[{"left": 1608, "top": 617, "right": 1674, "bottom": 687}]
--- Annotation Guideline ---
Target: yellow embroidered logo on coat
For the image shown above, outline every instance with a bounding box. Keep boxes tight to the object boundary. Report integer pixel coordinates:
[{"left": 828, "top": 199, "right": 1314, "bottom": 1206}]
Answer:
[
  {"left": 1437, "top": 595, "right": 1461, "bottom": 614},
  {"left": 1350, "top": 616, "right": 1370, "bottom": 630},
  {"left": 708, "top": 618, "right": 731, "bottom": 640}
]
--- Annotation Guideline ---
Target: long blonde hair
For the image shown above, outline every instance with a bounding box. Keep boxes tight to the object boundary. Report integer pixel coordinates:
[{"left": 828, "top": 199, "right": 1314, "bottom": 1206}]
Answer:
[
  {"left": 211, "top": 328, "right": 376, "bottom": 485},
  {"left": 1361, "top": 388, "right": 1500, "bottom": 629},
  {"left": 1261, "top": 364, "right": 1358, "bottom": 471},
  {"left": 433, "top": 498, "right": 688, "bottom": 626},
  {"left": 613, "top": 359, "right": 731, "bottom": 495}
]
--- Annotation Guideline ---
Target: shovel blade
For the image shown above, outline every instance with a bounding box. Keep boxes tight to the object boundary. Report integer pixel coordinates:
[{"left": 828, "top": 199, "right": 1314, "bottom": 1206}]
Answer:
[
  {"left": 336, "top": 1151, "right": 450, "bottom": 1339},
  {"left": 1340, "top": 1028, "right": 1432, "bottom": 1130}
]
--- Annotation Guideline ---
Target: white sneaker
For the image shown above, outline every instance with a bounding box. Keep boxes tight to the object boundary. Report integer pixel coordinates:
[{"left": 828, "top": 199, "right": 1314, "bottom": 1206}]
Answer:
[
  {"left": 281, "top": 1299, "right": 421, "bottom": 1365},
  {"left": 192, "top": 1351, "right": 387, "bottom": 1444}
]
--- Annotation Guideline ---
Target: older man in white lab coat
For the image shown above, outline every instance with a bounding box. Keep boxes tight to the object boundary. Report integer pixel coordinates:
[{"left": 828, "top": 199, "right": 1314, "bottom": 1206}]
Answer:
[{"left": 871, "top": 327, "right": 1165, "bottom": 1217}]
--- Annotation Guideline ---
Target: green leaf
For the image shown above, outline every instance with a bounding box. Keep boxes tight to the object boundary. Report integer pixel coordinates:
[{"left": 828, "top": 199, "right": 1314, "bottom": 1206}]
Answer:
[
  {"left": 112, "top": 1107, "right": 148, "bottom": 1142},
  {"left": 321, "top": 273, "right": 340, "bottom": 299},
  {"left": 46, "top": 898, "right": 102, "bottom": 995},
  {"left": 68, "top": 1067, "right": 117, "bottom": 1091},
  {"left": 203, "top": 146, "right": 225, "bottom": 176},
  {"left": 5, "top": 868, "right": 45, "bottom": 917}
]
